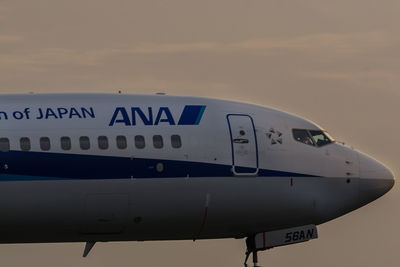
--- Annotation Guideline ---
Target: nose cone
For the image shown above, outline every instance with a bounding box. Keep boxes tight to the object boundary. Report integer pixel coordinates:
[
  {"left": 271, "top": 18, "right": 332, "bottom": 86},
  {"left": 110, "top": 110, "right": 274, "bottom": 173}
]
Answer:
[{"left": 359, "top": 152, "right": 395, "bottom": 206}]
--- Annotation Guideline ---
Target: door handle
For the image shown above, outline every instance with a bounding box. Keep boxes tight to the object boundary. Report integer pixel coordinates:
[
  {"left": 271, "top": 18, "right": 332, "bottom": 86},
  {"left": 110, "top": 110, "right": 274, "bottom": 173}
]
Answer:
[{"left": 233, "top": 138, "right": 249, "bottom": 144}]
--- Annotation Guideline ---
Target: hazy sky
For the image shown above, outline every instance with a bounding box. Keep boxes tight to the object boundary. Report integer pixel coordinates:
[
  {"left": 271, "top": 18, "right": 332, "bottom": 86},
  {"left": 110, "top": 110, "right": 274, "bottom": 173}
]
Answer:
[{"left": 0, "top": 1, "right": 399, "bottom": 266}]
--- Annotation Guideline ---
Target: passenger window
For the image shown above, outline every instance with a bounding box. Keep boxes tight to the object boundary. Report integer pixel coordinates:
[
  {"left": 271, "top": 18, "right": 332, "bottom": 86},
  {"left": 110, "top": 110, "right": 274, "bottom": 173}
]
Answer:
[
  {"left": 40, "top": 137, "right": 51, "bottom": 151},
  {"left": 171, "top": 135, "right": 182, "bottom": 148},
  {"left": 0, "top": 138, "right": 10, "bottom": 152},
  {"left": 153, "top": 135, "right": 163, "bottom": 149},
  {"left": 98, "top": 136, "right": 109, "bottom": 150},
  {"left": 20, "top": 137, "right": 31, "bottom": 151},
  {"left": 61, "top": 137, "right": 71, "bottom": 150},
  {"left": 292, "top": 130, "right": 314, "bottom": 146},
  {"left": 116, "top": 136, "right": 127, "bottom": 149},
  {"left": 135, "top": 135, "right": 145, "bottom": 149},
  {"left": 80, "top": 136, "right": 90, "bottom": 150},
  {"left": 309, "top": 130, "right": 332, "bottom": 147}
]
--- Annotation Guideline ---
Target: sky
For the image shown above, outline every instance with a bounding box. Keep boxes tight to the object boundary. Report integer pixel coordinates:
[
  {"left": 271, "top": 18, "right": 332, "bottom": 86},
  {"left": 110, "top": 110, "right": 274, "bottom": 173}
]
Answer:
[{"left": 0, "top": 0, "right": 399, "bottom": 266}]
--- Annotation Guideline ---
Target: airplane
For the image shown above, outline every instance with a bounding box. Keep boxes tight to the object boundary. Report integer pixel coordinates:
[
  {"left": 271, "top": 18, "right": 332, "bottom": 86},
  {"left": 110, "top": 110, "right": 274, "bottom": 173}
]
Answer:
[{"left": 0, "top": 93, "right": 394, "bottom": 267}]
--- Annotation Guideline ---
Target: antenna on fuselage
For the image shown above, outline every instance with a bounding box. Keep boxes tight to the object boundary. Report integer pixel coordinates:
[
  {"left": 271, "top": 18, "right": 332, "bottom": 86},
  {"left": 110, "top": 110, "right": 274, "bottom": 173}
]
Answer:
[{"left": 83, "top": 241, "right": 96, "bottom": 257}]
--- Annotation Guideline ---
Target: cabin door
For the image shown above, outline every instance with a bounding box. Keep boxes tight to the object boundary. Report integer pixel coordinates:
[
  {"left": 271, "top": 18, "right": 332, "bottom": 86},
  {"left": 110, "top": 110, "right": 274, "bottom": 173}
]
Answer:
[{"left": 227, "top": 114, "right": 259, "bottom": 176}]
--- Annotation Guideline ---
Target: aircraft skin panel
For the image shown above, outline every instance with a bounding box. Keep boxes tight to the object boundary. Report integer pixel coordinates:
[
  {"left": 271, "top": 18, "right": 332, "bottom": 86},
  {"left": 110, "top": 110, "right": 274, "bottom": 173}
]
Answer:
[{"left": 0, "top": 176, "right": 360, "bottom": 243}]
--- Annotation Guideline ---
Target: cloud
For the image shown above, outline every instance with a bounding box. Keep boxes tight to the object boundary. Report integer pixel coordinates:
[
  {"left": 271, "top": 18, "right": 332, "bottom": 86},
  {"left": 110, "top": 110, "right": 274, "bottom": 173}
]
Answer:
[
  {"left": 0, "top": 48, "right": 105, "bottom": 71},
  {"left": 112, "top": 78, "right": 231, "bottom": 93},
  {"left": 32, "top": 48, "right": 105, "bottom": 66},
  {"left": 0, "top": 31, "right": 396, "bottom": 72},
  {"left": 234, "top": 31, "right": 393, "bottom": 53},
  {"left": 126, "top": 31, "right": 394, "bottom": 55},
  {"left": 0, "top": 5, "right": 8, "bottom": 19},
  {"left": 0, "top": 35, "right": 23, "bottom": 44},
  {"left": 300, "top": 70, "right": 400, "bottom": 92}
]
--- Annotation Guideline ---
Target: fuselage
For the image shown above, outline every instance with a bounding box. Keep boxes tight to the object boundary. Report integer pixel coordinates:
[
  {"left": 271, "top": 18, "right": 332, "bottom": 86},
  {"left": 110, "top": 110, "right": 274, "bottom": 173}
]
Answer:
[{"left": 0, "top": 93, "right": 394, "bottom": 244}]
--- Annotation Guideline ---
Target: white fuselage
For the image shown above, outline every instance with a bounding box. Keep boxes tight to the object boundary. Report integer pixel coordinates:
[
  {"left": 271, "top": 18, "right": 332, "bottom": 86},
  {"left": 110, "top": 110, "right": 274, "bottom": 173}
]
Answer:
[{"left": 0, "top": 94, "right": 394, "bottom": 243}]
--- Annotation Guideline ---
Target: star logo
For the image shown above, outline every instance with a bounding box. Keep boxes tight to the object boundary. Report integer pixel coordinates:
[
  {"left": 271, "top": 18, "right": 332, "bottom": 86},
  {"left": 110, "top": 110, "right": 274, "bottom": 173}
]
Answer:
[{"left": 266, "top": 128, "right": 283, "bottom": 145}]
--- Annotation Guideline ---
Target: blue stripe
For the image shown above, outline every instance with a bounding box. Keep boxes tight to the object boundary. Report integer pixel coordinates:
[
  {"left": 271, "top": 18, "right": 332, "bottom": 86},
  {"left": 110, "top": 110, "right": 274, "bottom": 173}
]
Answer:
[
  {"left": 178, "top": 105, "right": 206, "bottom": 125},
  {"left": 0, "top": 174, "right": 68, "bottom": 181},
  {"left": 194, "top": 106, "right": 206, "bottom": 125},
  {"left": 0, "top": 151, "right": 318, "bottom": 181}
]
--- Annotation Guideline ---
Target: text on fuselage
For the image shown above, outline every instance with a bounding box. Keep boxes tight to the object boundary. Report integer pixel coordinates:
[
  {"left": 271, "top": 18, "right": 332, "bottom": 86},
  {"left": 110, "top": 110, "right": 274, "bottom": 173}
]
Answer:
[
  {"left": 0, "top": 107, "right": 95, "bottom": 121},
  {"left": 109, "top": 105, "right": 206, "bottom": 126}
]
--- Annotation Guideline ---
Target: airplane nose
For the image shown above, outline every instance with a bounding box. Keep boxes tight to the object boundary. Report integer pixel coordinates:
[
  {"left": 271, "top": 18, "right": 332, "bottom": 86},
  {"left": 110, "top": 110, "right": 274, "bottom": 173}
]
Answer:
[{"left": 358, "top": 152, "right": 395, "bottom": 206}]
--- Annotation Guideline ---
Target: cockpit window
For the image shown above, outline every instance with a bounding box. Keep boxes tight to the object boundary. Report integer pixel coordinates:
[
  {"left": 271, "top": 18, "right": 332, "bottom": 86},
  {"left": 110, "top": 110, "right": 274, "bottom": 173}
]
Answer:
[
  {"left": 293, "top": 129, "right": 334, "bottom": 147},
  {"left": 292, "top": 129, "right": 315, "bottom": 146},
  {"left": 309, "top": 130, "right": 332, "bottom": 147}
]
